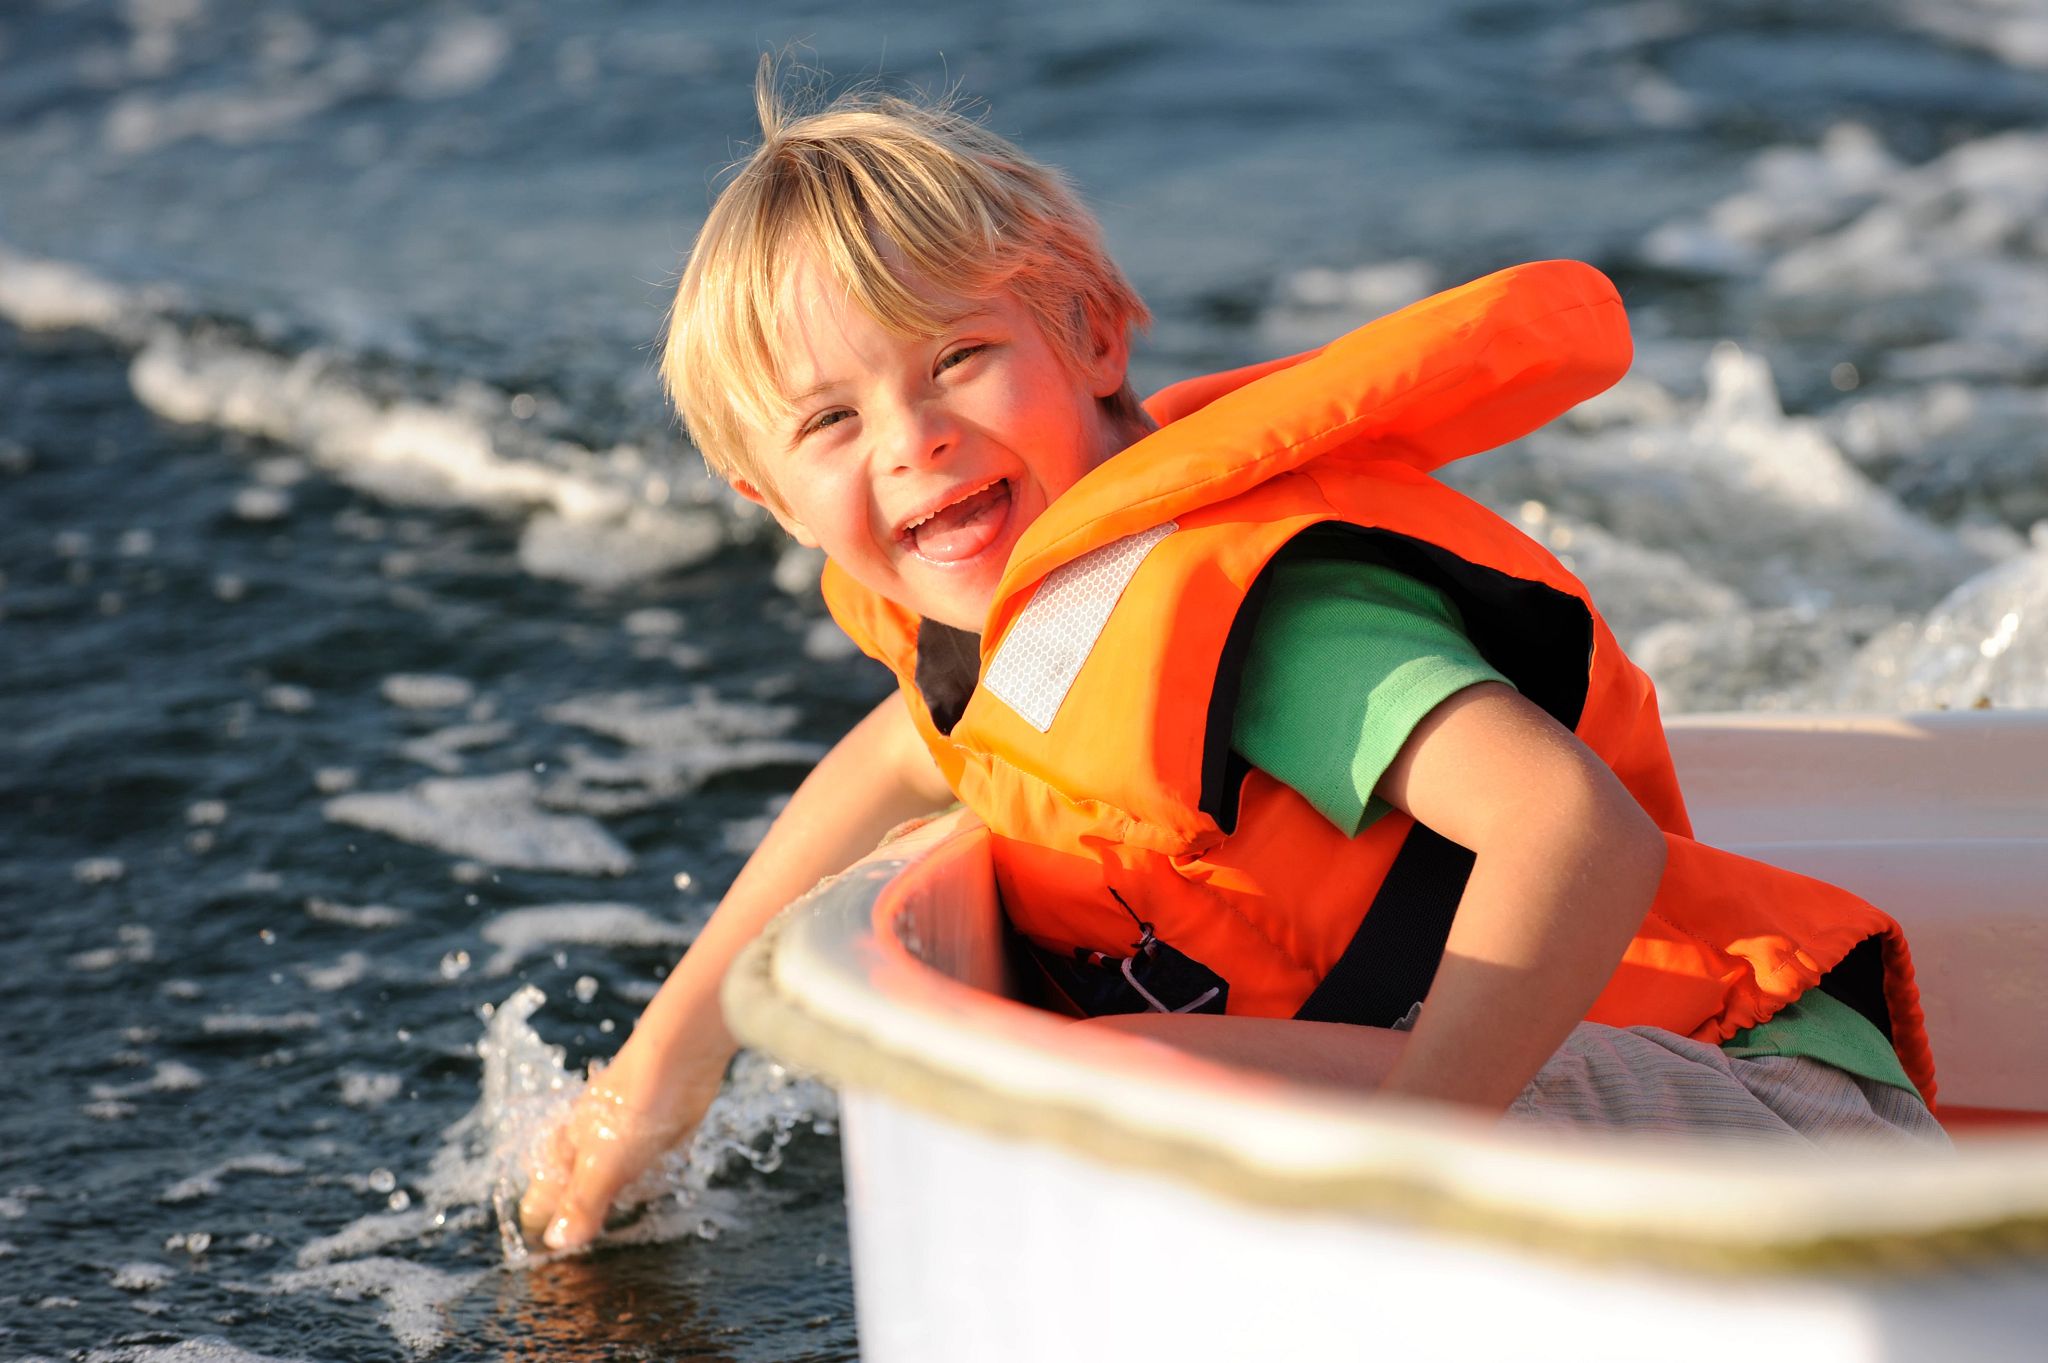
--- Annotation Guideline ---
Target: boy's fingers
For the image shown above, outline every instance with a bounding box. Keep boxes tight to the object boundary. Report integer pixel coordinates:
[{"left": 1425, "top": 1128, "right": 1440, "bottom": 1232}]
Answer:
[
  {"left": 543, "top": 1162, "right": 623, "bottom": 1252},
  {"left": 517, "top": 1121, "right": 574, "bottom": 1238}
]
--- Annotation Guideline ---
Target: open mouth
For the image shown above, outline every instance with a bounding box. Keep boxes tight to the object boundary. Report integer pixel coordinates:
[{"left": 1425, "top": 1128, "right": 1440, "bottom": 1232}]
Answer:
[{"left": 900, "top": 479, "right": 1013, "bottom": 564}]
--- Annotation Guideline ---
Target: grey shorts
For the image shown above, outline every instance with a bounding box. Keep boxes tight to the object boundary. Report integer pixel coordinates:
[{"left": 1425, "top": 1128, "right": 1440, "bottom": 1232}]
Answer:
[{"left": 1503, "top": 1022, "right": 1950, "bottom": 1148}]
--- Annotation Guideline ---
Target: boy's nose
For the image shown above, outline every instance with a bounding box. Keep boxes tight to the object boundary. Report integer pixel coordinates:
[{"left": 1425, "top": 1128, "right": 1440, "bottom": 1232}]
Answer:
[{"left": 885, "top": 400, "right": 963, "bottom": 473}]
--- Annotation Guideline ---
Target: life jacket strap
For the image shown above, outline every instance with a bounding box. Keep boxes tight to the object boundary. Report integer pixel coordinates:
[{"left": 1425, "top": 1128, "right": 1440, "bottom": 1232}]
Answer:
[{"left": 1293, "top": 823, "right": 1473, "bottom": 1028}]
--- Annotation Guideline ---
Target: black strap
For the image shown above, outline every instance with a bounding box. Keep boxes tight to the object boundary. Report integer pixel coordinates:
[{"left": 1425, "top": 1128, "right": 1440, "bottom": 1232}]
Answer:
[{"left": 1293, "top": 823, "right": 1473, "bottom": 1027}]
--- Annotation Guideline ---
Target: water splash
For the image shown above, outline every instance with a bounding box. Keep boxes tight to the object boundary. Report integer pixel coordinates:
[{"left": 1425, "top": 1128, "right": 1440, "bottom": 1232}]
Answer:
[{"left": 459, "top": 985, "right": 837, "bottom": 1266}]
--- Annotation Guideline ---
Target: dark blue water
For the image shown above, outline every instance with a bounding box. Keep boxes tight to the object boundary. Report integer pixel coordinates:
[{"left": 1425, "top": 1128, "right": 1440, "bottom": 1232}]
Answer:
[{"left": 4, "top": 2, "right": 2047, "bottom": 1358}]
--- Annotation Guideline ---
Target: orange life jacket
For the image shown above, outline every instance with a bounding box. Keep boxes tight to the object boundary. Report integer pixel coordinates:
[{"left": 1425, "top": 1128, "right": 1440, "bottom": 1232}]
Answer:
[{"left": 823, "top": 260, "right": 1937, "bottom": 1106}]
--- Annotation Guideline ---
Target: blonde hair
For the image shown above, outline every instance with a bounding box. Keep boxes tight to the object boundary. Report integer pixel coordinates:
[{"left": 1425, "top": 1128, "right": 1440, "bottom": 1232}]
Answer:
[{"left": 662, "top": 64, "right": 1151, "bottom": 497}]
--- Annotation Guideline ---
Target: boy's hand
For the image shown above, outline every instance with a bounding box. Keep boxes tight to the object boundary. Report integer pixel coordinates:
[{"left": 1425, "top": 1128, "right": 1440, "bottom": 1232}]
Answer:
[
  {"left": 516, "top": 694, "right": 954, "bottom": 1253},
  {"left": 518, "top": 1054, "right": 723, "bottom": 1252}
]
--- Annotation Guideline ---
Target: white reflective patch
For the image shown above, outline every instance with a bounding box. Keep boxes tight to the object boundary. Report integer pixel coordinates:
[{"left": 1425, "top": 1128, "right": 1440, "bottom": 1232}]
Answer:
[{"left": 984, "top": 522, "right": 1177, "bottom": 732}]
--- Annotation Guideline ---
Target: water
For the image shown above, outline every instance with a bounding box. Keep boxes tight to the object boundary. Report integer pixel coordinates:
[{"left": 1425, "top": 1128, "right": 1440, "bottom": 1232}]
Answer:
[{"left": 3, "top": 1, "right": 2047, "bottom": 1357}]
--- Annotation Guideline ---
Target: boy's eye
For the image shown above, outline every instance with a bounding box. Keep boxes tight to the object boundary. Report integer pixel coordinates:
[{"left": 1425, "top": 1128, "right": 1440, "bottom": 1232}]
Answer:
[
  {"left": 937, "top": 343, "right": 988, "bottom": 373},
  {"left": 802, "top": 408, "right": 853, "bottom": 438}
]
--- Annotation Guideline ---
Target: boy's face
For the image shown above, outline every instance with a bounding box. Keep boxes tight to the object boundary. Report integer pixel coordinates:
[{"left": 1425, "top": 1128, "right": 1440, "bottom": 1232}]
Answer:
[{"left": 735, "top": 252, "right": 1132, "bottom": 632}]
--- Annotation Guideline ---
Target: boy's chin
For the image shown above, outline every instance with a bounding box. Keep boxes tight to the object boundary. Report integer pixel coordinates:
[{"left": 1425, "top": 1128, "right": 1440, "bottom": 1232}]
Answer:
[{"left": 898, "top": 571, "right": 997, "bottom": 634}]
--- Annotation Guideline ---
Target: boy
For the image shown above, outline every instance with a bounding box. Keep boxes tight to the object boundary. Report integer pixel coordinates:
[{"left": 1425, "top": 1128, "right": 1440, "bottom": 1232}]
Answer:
[{"left": 520, "top": 75, "right": 1941, "bottom": 1254}]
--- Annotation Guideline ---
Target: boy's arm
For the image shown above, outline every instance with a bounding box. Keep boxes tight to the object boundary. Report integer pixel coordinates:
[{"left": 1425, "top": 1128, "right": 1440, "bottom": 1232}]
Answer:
[
  {"left": 1373, "top": 682, "right": 1667, "bottom": 1112},
  {"left": 519, "top": 692, "right": 953, "bottom": 1251}
]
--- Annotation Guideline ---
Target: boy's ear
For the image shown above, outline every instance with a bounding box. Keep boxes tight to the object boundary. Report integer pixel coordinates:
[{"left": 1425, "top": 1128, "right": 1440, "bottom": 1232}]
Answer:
[
  {"left": 1082, "top": 313, "right": 1131, "bottom": 399},
  {"left": 733, "top": 477, "right": 820, "bottom": 548}
]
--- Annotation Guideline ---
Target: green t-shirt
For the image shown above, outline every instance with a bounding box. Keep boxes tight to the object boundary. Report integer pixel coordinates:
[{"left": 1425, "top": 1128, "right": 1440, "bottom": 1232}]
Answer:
[
  {"left": 1230, "top": 557, "right": 1508, "bottom": 836},
  {"left": 1230, "top": 556, "right": 1915, "bottom": 1095}
]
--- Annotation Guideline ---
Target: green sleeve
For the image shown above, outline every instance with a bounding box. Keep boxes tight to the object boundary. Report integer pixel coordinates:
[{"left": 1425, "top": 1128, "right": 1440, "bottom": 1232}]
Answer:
[{"left": 1230, "top": 557, "right": 1512, "bottom": 835}]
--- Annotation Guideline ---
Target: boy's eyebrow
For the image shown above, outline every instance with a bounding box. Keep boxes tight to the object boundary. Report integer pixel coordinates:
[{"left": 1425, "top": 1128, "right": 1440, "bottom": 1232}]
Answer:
[
  {"left": 787, "top": 379, "right": 841, "bottom": 406},
  {"left": 782, "top": 307, "right": 1001, "bottom": 411}
]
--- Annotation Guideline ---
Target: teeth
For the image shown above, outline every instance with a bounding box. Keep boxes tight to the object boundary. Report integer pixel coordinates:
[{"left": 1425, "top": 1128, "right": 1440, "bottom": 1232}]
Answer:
[{"left": 902, "top": 479, "right": 1002, "bottom": 534}]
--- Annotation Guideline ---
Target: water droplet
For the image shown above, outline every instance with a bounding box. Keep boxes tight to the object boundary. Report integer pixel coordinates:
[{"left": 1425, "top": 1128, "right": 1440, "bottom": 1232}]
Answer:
[
  {"left": 368, "top": 1168, "right": 397, "bottom": 1194},
  {"left": 396, "top": 1028, "right": 412, "bottom": 1043},
  {"left": 673, "top": 870, "right": 694, "bottom": 892},
  {"left": 573, "top": 975, "right": 598, "bottom": 1004},
  {"left": 439, "top": 950, "right": 472, "bottom": 981},
  {"left": 387, "top": 1189, "right": 412, "bottom": 1212},
  {"left": 258, "top": 929, "right": 276, "bottom": 945}
]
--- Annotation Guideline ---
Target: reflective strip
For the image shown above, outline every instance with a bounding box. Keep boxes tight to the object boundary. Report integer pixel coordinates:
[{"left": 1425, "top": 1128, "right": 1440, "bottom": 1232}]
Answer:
[{"left": 984, "top": 523, "right": 1176, "bottom": 732}]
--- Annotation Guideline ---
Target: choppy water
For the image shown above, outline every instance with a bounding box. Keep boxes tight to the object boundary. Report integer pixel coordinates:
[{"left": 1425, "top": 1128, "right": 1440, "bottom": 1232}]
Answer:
[{"left": 3, "top": 1, "right": 2047, "bottom": 1358}]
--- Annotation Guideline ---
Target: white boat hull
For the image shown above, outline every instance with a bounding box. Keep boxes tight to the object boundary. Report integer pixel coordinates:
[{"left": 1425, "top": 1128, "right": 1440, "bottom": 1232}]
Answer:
[{"left": 725, "top": 711, "right": 2048, "bottom": 1362}]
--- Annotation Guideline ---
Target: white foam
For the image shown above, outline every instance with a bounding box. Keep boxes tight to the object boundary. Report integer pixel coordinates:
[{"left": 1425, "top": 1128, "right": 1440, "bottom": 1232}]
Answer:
[
  {"left": 1455, "top": 344, "right": 1994, "bottom": 616},
  {"left": 381, "top": 673, "right": 476, "bottom": 710},
  {"left": 0, "top": 245, "right": 154, "bottom": 334},
  {"left": 1643, "top": 123, "right": 1901, "bottom": 273},
  {"left": 1258, "top": 257, "right": 1440, "bottom": 350},
  {"left": 403, "top": 15, "right": 512, "bottom": 98},
  {"left": 200, "top": 1010, "right": 321, "bottom": 1036},
  {"left": 110, "top": 1260, "right": 176, "bottom": 1292},
  {"left": 772, "top": 543, "right": 828, "bottom": 597},
  {"left": 152, "top": 1061, "right": 205, "bottom": 1092},
  {"left": 232, "top": 485, "right": 293, "bottom": 522},
  {"left": 272, "top": 1257, "right": 478, "bottom": 1356},
  {"left": 69, "top": 925, "right": 156, "bottom": 972},
  {"left": 91, "top": 1061, "right": 207, "bottom": 1102},
  {"left": 546, "top": 689, "right": 798, "bottom": 748},
  {"left": 623, "top": 607, "right": 685, "bottom": 637},
  {"left": 536, "top": 690, "right": 819, "bottom": 816},
  {"left": 126, "top": 326, "right": 727, "bottom": 585},
  {"left": 159, "top": 1153, "right": 305, "bottom": 1205},
  {"left": 299, "top": 950, "right": 371, "bottom": 993},
  {"left": 324, "top": 771, "right": 633, "bottom": 875},
  {"left": 82, "top": 1342, "right": 310, "bottom": 1363},
  {"left": 292, "top": 1207, "right": 450, "bottom": 1269},
  {"left": 312, "top": 766, "right": 359, "bottom": 794},
  {"left": 1644, "top": 125, "right": 2048, "bottom": 381},
  {"left": 478, "top": 903, "right": 693, "bottom": 976},
  {"left": 263, "top": 684, "right": 314, "bottom": 714},
  {"left": 398, "top": 720, "right": 512, "bottom": 774},
  {"left": 1830, "top": 526, "right": 2048, "bottom": 710},
  {"left": 803, "top": 617, "right": 861, "bottom": 662},
  {"left": 73, "top": 857, "right": 127, "bottom": 885},
  {"left": 1828, "top": 380, "right": 2048, "bottom": 530},
  {"left": 1899, "top": 0, "right": 2048, "bottom": 71},
  {"left": 305, "top": 897, "right": 409, "bottom": 929},
  {"left": 102, "top": 28, "right": 376, "bottom": 156},
  {"left": 339, "top": 1070, "right": 405, "bottom": 1109},
  {"left": 516, "top": 503, "right": 723, "bottom": 588}
]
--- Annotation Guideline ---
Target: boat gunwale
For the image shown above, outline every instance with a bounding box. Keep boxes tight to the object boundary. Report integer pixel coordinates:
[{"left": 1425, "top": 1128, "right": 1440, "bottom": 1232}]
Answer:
[{"left": 724, "top": 813, "right": 2048, "bottom": 1277}]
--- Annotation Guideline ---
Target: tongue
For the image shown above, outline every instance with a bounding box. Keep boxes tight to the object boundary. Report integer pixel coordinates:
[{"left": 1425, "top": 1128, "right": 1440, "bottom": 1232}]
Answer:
[{"left": 910, "top": 482, "right": 1010, "bottom": 562}]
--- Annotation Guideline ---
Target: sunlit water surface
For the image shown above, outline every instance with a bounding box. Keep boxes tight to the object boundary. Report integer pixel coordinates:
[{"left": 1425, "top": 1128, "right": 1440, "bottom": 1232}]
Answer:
[{"left": 4, "top": 1, "right": 2048, "bottom": 1358}]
